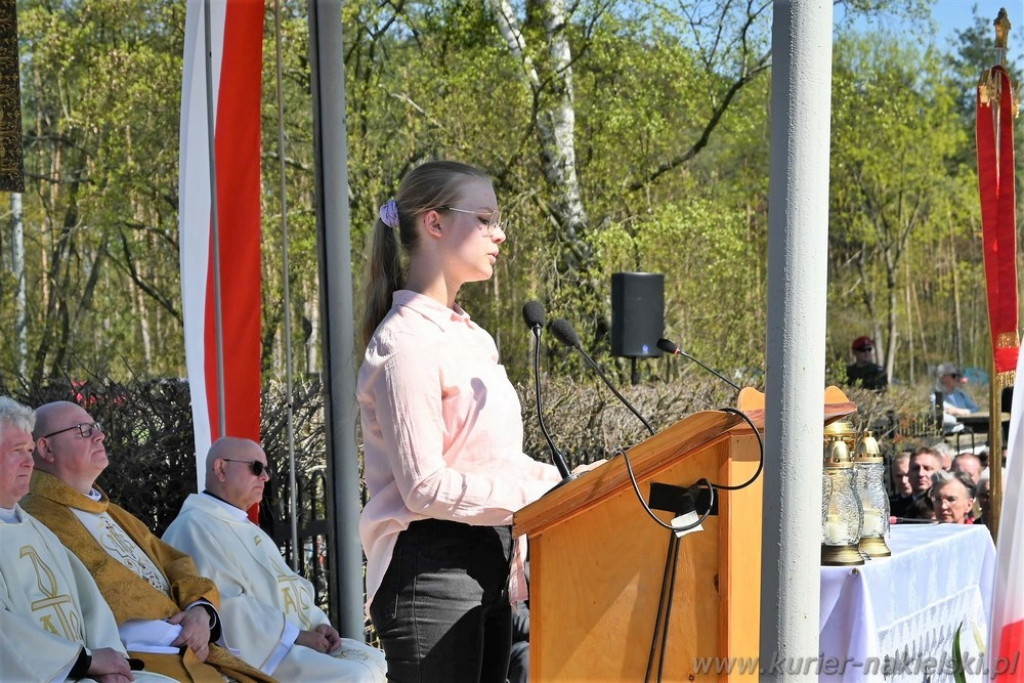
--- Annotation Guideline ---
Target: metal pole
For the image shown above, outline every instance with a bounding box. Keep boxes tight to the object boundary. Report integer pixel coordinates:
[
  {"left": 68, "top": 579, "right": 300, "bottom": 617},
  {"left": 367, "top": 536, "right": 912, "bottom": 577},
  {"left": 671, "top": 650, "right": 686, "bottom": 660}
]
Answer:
[
  {"left": 987, "top": 15, "right": 1008, "bottom": 542},
  {"left": 273, "top": 0, "right": 301, "bottom": 571},
  {"left": 203, "top": 0, "right": 227, "bottom": 437},
  {"left": 990, "top": 358, "right": 1003, "bottom": 540},
  {"left": 309, "top": 0, "right": 363, "bottom": 638},
  {"left": 760, "top": 0, "right": 833, "bottom": 675}
]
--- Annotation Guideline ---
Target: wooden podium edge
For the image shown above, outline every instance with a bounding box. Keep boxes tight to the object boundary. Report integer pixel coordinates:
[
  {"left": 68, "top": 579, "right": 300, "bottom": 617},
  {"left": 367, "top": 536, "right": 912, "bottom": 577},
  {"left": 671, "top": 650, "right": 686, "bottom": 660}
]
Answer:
[{"left": 513, "top": 410, "right": 746, "bottom": 539}]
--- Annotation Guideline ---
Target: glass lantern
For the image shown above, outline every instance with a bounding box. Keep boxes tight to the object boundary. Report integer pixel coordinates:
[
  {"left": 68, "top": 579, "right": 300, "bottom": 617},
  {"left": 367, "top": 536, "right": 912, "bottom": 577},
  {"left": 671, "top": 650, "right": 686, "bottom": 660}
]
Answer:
[
  {"left": 821, "top": 436, "right": 864, "bottom": 566},
  {"left": 854, "top": 431, "right": 891, "bottom": 557}
]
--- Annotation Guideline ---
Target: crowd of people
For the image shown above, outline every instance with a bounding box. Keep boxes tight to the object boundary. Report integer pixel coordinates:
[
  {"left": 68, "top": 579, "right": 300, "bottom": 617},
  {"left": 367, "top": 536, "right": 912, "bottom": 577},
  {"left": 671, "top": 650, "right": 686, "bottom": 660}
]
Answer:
[
  {"left": 889, "top": 443, "right": 998, "bottom": 525},
  {"left": 843, "top": 333, "right": 1000, "bottom": 527}
]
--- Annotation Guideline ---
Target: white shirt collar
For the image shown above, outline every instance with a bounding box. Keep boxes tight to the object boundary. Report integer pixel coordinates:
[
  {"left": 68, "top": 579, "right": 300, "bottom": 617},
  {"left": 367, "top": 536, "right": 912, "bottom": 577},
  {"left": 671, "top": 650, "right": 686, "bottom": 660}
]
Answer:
[
  {"left": 0, "top": 506, "right": 19, "bottom": 524},
  {"left": 200, "top": 491, "right": 249, "bottom": 520}
]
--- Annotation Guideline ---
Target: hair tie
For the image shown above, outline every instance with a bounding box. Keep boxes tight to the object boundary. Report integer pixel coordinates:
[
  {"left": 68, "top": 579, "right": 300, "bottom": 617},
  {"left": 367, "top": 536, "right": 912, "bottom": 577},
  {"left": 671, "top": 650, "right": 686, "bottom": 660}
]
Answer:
[{"left": 379, "top": 199, "right": 400, "bottom": 229}]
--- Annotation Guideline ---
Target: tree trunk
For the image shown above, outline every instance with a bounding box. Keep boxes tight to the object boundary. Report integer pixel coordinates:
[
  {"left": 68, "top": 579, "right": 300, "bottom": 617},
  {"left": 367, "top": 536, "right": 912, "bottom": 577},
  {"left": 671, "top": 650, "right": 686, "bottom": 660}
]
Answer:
[
  {"left": 949, "top": 214, "right": 963, "bottom": 369},
  {"left": 11, "top": 193, "right": 26, "bottom": 377},
  {"left": 487, "top": 0, "right": 590, "bottom": 277}
]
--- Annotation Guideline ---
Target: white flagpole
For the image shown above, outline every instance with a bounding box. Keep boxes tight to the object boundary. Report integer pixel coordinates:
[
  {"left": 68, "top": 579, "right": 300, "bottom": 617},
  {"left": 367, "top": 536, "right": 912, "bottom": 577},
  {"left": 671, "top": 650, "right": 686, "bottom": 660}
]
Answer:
[{"left": 203, "top": 0, "right": 227, "bottom": 441}]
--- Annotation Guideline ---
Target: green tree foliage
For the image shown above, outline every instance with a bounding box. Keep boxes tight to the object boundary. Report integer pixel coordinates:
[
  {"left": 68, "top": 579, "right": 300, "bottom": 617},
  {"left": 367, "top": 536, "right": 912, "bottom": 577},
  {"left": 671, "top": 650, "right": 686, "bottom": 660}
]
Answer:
[
  {"left": 1, "top": 0, "right": 995, "bottom": 406},
  {"left": 10, "top": 0, "right": 185, "bottom": 385},
  {"left": 828, "top": 31, "right": 984, "bottom": 385}
]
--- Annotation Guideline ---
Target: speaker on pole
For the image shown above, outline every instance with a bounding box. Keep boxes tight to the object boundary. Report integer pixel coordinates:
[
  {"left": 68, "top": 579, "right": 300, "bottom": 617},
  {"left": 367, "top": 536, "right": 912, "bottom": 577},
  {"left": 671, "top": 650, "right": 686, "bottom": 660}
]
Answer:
[{"left": 611, "top": 272, "right": 664, "bottom": 358}]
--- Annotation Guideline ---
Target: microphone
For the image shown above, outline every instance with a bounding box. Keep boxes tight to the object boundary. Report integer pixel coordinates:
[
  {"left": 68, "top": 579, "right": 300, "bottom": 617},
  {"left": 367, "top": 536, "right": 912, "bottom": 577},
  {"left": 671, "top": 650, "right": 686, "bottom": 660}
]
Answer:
[
  {"left": 523, "top": 300, "right": 545, "bottom": 333},
  {"left": 657, "top": 338, "right": 741, "bottom": 392},
  {"left": 549, "top": 318, "right": 655, "bottom": 436},
  {"left": 522, "top": 302, "right": 574, "bottom": 481},
  {"left": 890, "top": 516, "right": 937, "bottom": 524}
]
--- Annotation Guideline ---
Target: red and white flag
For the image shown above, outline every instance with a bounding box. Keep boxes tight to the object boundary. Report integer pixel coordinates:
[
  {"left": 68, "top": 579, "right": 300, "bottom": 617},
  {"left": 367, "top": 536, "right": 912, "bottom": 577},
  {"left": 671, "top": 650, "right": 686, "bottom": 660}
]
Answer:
[
  {"left": 179, "top": 0, "right": 263, "bottom": 491},
  {"left": 991, "top": 343, "right": 1024, "bottom": 678}
]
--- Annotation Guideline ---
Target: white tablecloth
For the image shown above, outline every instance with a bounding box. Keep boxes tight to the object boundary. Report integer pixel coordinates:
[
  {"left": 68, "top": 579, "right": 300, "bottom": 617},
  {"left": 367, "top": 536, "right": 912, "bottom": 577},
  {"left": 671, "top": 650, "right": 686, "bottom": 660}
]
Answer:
[{"left": 819, "top": 524, "right": 995, "bottom": 682}]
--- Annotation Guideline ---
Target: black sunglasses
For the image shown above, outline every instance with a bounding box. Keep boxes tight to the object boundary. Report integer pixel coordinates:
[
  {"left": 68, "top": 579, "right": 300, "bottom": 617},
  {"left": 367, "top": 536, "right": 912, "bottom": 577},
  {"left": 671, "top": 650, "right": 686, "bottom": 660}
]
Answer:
[{"left": 221, "top": 459, "right": 272, "bottom": 478}]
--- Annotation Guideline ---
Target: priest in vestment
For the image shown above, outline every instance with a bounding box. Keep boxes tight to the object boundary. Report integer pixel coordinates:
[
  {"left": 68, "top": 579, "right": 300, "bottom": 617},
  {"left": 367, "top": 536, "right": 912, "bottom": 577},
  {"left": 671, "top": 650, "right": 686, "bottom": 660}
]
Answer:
[
  {"left": 163, "top": 437, "right": 387, "bottom": 682},
  {"left": 0, "top": 395, "right": 174, "bottom": 682},
  {"left": 21, "top": 401, "right": 276, "bottom": 683}
]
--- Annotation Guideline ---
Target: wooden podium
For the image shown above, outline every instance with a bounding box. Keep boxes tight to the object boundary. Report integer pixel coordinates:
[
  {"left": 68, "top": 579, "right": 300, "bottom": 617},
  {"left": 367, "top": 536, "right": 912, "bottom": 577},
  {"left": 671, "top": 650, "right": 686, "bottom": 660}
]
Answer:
[{"left": 513, "top": 409, "right": 764, "bottom": 682}]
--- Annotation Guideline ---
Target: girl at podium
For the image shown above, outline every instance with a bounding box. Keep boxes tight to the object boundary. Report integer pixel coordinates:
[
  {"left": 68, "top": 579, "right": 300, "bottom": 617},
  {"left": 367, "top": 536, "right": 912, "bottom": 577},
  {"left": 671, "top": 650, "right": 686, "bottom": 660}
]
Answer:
[{"left": 357, "top": 161, "right": 564, "bottom": 681}]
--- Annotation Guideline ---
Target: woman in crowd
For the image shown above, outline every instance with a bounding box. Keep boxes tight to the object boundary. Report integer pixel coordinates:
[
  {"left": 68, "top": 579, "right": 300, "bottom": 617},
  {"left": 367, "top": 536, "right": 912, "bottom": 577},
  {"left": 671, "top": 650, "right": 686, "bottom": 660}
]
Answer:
[
  {"left": 930, "top": 469, "right": 977, "bottom": 524},
  {"left": 357, "top": 160, "right": 565, "bottom": 681}
]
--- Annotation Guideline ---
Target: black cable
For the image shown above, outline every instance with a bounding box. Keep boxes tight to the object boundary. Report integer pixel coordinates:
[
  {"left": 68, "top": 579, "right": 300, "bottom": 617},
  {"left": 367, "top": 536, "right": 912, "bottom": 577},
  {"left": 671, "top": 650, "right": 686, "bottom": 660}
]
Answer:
[
  {"left": 619, "top": 446, "right": 715, "bottom": 533},
  {"left": 704, "top": 407, "right": 764, "bottom": 491},
  {"left": 657, "top": 538, "right": 682, "bottom": 681},
  {"left": 644, "top": 535, "right": 677, "bottom": 683},
  {"left": 624, "top": 406, "right": 766, "bottom": 681}
]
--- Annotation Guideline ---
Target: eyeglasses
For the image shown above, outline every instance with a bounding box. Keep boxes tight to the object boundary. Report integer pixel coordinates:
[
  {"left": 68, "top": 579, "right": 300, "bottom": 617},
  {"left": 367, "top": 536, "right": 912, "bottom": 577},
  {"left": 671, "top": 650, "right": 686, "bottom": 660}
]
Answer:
[
  {"left": 438, "top": 206, "right": 505, "bottom": 236},
  {"left": 944, "top": 373, "right": 961, "bottom": 379},
  {"left": 856, "top": 347, "right": 873, "bottom": 352},
  {"left": 221, "top": 458, "right": 272, "bottom": 478},
  {"left": 40, "top": 422, "right": 103, "bottom": 440}
]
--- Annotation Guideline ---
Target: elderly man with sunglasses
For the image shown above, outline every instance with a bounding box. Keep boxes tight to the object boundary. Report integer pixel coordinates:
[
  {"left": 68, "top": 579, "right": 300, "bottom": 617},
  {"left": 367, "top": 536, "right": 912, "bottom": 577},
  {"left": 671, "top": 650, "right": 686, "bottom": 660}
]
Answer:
[
  {"left": 933, "top": 362, "right": 979, "bottom": 433},
  {"left": 22, "top": 401, "right": 274, "bottom": 683},
  {"left": 162, "top": 437, "right": 386, "bottom": 682}
]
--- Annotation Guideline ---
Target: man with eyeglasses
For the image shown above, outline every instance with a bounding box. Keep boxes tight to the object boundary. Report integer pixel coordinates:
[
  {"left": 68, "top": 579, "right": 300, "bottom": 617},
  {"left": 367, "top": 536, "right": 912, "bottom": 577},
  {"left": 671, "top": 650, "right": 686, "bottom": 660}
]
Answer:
[
  {"left": 163, "top": 437, "right": 386, "bottom": 682},
  {"left": 22, "top": 401, "right": 274, "bottom": 683},
  {"left": 0, "top": 396, "right": 181, "bottom": 682}
]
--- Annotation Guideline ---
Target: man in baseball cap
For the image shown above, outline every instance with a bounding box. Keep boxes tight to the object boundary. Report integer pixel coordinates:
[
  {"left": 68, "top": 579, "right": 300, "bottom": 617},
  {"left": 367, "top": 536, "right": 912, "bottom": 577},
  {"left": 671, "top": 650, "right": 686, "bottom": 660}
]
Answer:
[{"left": 846, "top": 336, "right": 887, "bottom": 390}]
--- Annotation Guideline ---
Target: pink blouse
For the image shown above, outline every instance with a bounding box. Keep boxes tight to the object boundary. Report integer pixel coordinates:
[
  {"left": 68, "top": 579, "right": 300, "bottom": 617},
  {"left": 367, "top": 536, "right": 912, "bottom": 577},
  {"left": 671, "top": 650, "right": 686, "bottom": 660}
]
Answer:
[{"left": 358, "top": 291, "right": 561, "bottom": 608}]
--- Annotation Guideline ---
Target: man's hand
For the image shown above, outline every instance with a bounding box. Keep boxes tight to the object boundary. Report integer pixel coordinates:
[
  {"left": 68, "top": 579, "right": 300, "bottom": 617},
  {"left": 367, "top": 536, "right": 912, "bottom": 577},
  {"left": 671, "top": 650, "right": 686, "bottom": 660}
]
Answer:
[
  {"left": 314, "top": 623, "right": 342, "bottom": 654},
  {"left": 169, "top": 606, "right": 212, "bottom": 662},
  {"left": 88, "top": 647, "right": 134, "bottom": 681},
  {"left": 296, "top": 624, "right": 341, "bottom": 654}
]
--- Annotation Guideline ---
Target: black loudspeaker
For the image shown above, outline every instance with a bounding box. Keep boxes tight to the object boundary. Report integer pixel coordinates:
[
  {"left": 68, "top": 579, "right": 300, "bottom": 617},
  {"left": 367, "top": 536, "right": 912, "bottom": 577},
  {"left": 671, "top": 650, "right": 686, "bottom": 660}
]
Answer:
[{"left": 611, "top": 272, "right": 664, "bottom": 358}]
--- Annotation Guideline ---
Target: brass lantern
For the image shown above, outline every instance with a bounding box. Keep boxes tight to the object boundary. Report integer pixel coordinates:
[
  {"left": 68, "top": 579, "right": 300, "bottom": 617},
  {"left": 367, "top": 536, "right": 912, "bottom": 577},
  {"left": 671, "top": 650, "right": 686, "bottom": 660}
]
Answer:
[
  {"left": 854, "top": 431, "right": 891, "bottom": 557},
  {"left": 821, "top": 435, "right": 864, "bottom": 566}
]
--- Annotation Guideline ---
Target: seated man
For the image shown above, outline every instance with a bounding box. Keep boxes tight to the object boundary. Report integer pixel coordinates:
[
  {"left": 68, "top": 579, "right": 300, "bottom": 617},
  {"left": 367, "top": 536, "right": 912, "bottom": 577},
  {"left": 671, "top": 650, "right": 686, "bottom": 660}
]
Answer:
[
  {"left": 0, "top": 396, "right": 174, "bottom": 682},
  {"left": 845, "top": 336, "right": 887, "bottom": 390},
  {"left": 891, "top": 446, "right": 941, "bottom": 519},
  {"left": 932, "top": 363, "right": 979, "bottom": 433},
  {"left": 22, "top": 401, "right": 274, "bottom": 683},
  {"left": 888, "top": 449, "right": 913, "bottom": 514},
  {"left": 951, "top": 452, "right": 984, "bottom": 486},
  {"left": 163, "top": 437, "right": 386, "bottom": 682}
]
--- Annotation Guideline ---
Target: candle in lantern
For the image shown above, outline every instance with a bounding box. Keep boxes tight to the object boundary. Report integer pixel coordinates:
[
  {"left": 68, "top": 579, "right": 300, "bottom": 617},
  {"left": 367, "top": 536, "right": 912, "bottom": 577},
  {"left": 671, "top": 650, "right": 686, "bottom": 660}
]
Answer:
[
  {"left": 861, "top": 509, "right": 883, "bottom": 537},
  {"left": 824, "top": 514, "right": 848, "bottom": 545}
]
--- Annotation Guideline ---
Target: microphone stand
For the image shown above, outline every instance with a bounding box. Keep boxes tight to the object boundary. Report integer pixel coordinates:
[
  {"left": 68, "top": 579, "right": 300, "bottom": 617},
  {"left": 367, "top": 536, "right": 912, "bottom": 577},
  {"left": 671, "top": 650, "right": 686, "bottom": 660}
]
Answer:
[
  {"left": 532, "top": 325, "right": 577, "bottom": 484},
  {"left": 657, "top": 338, "right": 741, "bottom": 392},
  {"left": 550, "top": 319, "right": 656, "bottom": 437}
]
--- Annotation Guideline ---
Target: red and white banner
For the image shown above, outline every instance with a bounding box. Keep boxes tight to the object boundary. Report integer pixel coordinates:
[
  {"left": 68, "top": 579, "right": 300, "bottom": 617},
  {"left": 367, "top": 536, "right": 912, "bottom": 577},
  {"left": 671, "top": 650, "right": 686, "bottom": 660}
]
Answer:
[
  {"left": 976, "top": 64, "right": 1020, "bottom": 384},
  {"left": 991, "top": 344, "right": 1024, "bottom": 679},
  {"left": 179, "top": 0, "right": 263, "bottom": 492}
]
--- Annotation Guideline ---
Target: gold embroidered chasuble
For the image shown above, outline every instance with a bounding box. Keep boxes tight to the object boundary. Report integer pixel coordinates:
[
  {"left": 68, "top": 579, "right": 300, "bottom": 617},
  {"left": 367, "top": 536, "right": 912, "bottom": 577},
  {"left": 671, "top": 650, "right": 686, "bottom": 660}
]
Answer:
[{"left": 23, "top": 470, "right": 277, "bottom": 683}]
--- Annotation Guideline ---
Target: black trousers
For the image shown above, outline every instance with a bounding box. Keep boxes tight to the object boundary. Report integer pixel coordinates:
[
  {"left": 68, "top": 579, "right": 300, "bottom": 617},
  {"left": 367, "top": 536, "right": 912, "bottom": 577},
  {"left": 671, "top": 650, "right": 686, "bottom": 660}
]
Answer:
[{"left": 370, "top": 519, "right": 514, "bottom": 683}]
